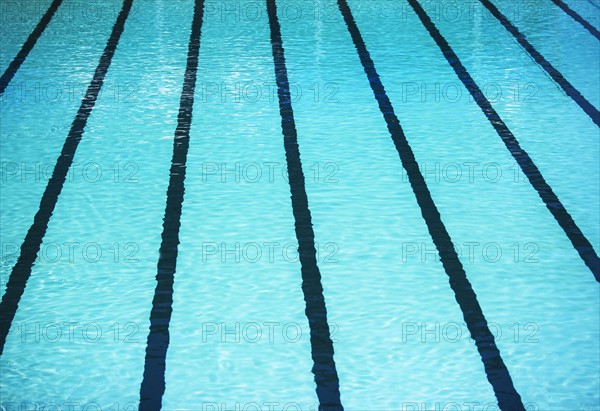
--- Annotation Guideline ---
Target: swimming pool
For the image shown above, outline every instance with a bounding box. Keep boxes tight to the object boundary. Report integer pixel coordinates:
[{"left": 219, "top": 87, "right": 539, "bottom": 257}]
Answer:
[{"left": 0, "top": 0, "right": 598, "bottom": 409}]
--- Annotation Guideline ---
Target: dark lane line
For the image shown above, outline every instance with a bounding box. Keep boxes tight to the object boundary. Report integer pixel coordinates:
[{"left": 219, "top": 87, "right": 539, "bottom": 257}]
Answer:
[
  {"left": 550, "top": 0, "right": 600, "bottom": 40},
  {"left": 479, "top": 0, "right": 600, "bottom": 127},
  {"left": 266, "top": 0, "right": 343, "bottom": 410},
  {"left": 0, "top": 0, "right": 134, "bottom": 356},
  {"left": 585, "top": 0, "right": 600, "bottom": 10},
  {"left": 138, "top": 0, "right": 204, "bottom": 409},
  {"left": 409, "top": 0, "right": 600, "bottom": 281},
  {"left": 0, "top": 0, "right": 64, "bottom": 95},
  {"left": 337, "top": 0, "right": 526, "bottom": 409}
]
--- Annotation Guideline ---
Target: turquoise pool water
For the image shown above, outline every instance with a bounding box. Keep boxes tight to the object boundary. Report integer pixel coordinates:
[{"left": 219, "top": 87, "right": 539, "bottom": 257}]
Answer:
[{"left": 0, "top": 0, "right": 598, "bottom": 410}]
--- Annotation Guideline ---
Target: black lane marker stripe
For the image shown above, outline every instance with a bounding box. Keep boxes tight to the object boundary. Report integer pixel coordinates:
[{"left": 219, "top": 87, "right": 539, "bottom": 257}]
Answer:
[
  {"left": 138, "top": 0, "right": 204, "bottom": 409},
  {"left": 337, "top": 1, "right": 526, "bottom": 409},
  {"left": 0, "top": 0, "right": 63, "bottom": 95},
  {"left": 266, "top": 1, "right": 343, "bottom": 410},
  {"left": 0, "top": 0, "right": 133, "bottom": 356},
  {"left": 479, "top": 0, "right": 600, "bottom": 126},
  {"left": 550, "top": 0, "right": 600, "bottom": 39},
  {"left": 585, "top": 0, "right": 600, "bottom": 10},
  {"left": 409, "top": 0, "right": 600, "bottom": 282}
]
